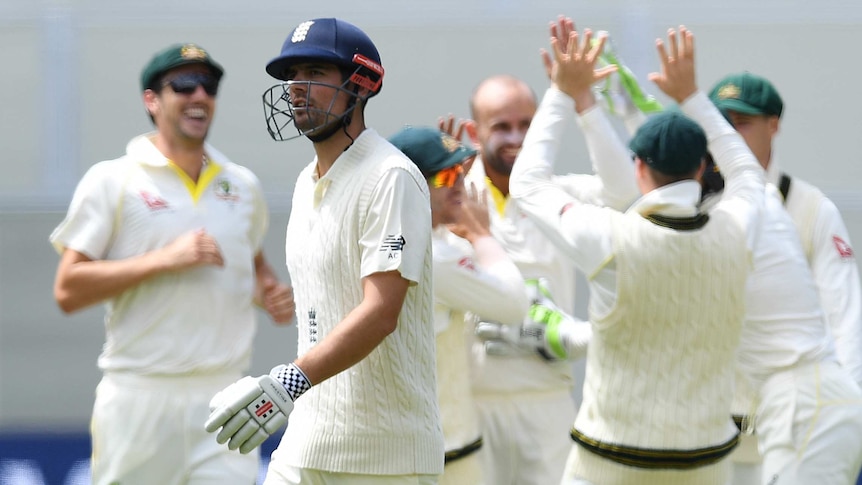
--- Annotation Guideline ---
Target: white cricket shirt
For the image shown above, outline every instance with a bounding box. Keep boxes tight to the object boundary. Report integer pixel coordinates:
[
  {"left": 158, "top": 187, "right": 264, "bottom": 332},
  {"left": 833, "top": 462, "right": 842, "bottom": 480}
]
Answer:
[{"left": 50, "top": 133, "right": 268, "bottom": 375}]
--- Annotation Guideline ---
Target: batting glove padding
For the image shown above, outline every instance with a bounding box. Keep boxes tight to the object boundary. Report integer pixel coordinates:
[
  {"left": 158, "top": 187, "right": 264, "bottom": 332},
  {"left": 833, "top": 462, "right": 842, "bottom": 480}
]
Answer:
[{"left": 205, "top": 364, "right": 308, "bottom": 454}]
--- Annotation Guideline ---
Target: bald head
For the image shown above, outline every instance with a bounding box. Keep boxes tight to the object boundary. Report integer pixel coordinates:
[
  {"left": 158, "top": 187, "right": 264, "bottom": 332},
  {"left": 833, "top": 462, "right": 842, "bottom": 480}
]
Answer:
[
  {"left": 470, "top": 75, "right": 537, "bottom": 122},
  {"left": 468, "top": 75, "right": 537, "bottom": 193}
]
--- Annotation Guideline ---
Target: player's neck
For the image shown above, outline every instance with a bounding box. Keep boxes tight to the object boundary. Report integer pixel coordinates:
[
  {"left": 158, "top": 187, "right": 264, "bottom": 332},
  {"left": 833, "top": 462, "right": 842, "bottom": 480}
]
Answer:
[
  {"left": 151, "top": 134, "right": 206, "bottom": 181},
  {"left": 486, "top": 170, "right": 510, "bottom": 197},
  {"left": 313, "top": 123, "right": 366, "bottom": 178}
]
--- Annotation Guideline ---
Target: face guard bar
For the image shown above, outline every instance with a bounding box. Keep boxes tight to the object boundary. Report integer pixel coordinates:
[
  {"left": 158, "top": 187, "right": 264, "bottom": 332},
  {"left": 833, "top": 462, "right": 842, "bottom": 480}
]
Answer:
[{"left": 262, "top": 60, "right": 380, "bottom": 142}]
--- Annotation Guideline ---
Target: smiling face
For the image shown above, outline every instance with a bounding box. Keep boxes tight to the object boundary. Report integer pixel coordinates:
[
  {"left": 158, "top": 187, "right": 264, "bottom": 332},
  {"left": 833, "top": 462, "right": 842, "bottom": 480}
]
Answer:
[
  {"left": 144, "top": 64, "right": 218, "bottom": 146},
  {"left": 471, "top": 77, "right": 536, "bottom": 182}
]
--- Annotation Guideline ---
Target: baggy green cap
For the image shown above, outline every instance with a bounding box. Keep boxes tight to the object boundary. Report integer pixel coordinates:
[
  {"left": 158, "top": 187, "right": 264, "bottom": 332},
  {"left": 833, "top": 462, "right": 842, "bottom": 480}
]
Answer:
[
  {"left": 140, "top": 43, "right": 224, "bottom": 92},
  {"left": 708, "top": 72, "right": 783, "bottom": 118},
  {"left": 389, "top": 126, "right": 477, "bottom": 176},
  {"left": 629, "top": 111, "right": 707, "bottom": 176}
]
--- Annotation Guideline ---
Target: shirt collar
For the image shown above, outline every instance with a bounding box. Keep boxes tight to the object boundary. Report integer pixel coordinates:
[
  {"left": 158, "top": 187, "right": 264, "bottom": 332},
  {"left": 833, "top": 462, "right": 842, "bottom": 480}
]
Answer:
[
  {"left": 126, "top": 132, "right": 219, "bottom": 168},
  {"left": 765, "top": 151, "right": 781, "bottom": 186},
  {"left": 467, "top": 157, "right": 508, "bottom": 216},
  {"left": 627, "top": 179, "right": 702, "bottom": 218}
]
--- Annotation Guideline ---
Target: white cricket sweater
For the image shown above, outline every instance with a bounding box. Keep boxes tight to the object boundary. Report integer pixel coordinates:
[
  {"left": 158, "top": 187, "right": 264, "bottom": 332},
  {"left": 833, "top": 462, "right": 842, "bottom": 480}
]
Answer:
[
  {"left": 578, "top": 209, "right": 748, "bottom": 450},
  {"left": 278, "top": 129, "right": 444, "bottom": 475}
]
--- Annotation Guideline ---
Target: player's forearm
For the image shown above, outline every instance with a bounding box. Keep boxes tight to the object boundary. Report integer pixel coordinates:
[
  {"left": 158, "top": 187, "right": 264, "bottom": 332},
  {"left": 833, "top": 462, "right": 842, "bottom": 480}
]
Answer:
[
  {"left": 681, "top": 92, "right": 764, "bottom": 200},
  {"left": 293, "top": 300, "right": 397, "bottom": 385},
  {"left": 54, "top": 249, "right": 171, "bottom": 313},
  {"left": 293, "top": 270, "right": 409, "bottom": 385},
  {"left": 436, "top": 257, "right": 529, "bottom": 325},
  {"left": 510, "top": 92, "right": 579, "bottom": 240},
  {"left": 577, "top": 102, "right": 639, "bottom": 210},
  {"left": 682, "top": 91, "right": 764, "bottom": 248},
  {"left": 518, "top": 87, "right": 571, "bottom": 178}
]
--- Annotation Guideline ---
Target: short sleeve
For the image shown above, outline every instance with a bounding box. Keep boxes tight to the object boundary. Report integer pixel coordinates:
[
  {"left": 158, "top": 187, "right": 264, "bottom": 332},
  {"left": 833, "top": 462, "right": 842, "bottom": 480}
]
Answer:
[
  {"left": 49, "top": 163, "right": 118, "bottom": 260},
  {"left": 359, "top": 167, "right": 431, "bottom": 283}
]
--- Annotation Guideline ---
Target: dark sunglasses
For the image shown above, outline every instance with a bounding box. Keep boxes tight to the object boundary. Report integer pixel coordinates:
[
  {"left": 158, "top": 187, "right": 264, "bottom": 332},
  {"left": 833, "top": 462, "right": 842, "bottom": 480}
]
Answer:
[{"left": 163, "top": 72, "right": 219, "bottom": 96}]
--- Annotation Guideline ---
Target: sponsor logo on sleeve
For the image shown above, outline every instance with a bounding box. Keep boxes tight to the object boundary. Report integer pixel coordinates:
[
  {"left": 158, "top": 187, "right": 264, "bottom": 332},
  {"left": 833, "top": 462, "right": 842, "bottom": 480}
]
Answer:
[
  {"left": 833, "top": 235, "right": 854, "bottom": 259},
  {"left": 380, "top": 234, "right": 406, "bottom": 260}
]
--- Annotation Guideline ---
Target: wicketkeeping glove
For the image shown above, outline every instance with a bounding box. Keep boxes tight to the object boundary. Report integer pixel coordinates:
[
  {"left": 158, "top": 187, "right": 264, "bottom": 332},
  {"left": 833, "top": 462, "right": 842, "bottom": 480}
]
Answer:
[
  {"left": 204, "top": 363, "right": 310, "bottom": 454},
  {"left": 591, "top": 32, "right": 663, "bottom": 118},
  {"left": 476, "top": 316, "right": 557, "bottom": 359},
  {"left": 476, "top": 278, "right": 591, "bottom": 360}
]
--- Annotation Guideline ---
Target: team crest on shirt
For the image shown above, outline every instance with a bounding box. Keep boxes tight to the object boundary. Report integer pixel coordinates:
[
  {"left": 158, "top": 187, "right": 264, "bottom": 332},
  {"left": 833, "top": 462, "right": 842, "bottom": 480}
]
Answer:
[
  {"left": 833, "top": 235, "right": 854, "bottom": 259},
  {"left": 214, "top": 178, "right": 240, "bottom": 202},
  {"left": 139, "top": 190, "right": 170, "bottom": 211},
  {"left": 380, "top": 234, "right": 406, "bottom": 260}
]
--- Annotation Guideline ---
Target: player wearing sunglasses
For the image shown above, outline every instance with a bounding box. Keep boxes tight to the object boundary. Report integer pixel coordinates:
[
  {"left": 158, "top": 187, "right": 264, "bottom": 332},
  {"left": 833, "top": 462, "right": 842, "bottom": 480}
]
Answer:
[
  {"left": 389, "top": 125, "right": 529, "bottom": 485},
  {"left": 50, "top": 43, "right": 294, "bottom": 484}
]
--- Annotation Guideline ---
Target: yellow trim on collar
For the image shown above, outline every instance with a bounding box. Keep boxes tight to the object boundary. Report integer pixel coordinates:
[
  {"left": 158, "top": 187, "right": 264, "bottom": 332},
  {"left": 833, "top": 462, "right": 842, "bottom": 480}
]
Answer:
[
  {"left": 167, "top": 158, "right": 223, "bottom": 203},
  {"left": 485, "top": 176, "right": 508, "bottom": 217}
]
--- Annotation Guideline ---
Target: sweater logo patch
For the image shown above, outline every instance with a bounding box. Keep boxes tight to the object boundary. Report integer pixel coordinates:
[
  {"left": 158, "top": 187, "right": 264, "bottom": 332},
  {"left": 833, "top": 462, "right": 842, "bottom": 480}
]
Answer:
[
  {"left": 380, "top": 234, "right": 406, "bottom": 260},
  {"left": 307, "top": 308, "right": 318, "bottom": 344},
  {"left": 833, "top": 235, "right": 854, "bottom": 259}
]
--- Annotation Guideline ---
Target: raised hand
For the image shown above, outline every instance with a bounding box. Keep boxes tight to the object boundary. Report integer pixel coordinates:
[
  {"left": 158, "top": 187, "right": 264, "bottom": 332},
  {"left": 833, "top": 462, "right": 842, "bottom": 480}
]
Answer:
[
  {"left": 447, "top": 182, "right": 491, "bottom": 243},
  {"left": 438, "top": 114, "right": 480, "bottom": 172},
  {"left": 438, "top": 114, "right": 478, "bottom": 147},
  {"left": 543, "top": 16, "right": 618, "bottom": 111},
  {"left": 541, "top": 15, "right": 577, "bottom": 81},
  {"left": 647, "top": 26, "right": 697, "bottom": 103}
]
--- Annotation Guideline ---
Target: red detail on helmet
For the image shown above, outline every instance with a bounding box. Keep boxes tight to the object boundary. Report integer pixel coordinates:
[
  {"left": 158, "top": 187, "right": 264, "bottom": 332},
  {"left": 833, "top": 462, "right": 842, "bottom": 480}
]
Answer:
[
  {"left": 350, "top": 53, "right": 383, "bottom": 92},
  {"left": 353, "top": 53, "right": 384, "bottom": 76},
  {"left": 833, "top": 235, "right": 854, "bottom": 258}
]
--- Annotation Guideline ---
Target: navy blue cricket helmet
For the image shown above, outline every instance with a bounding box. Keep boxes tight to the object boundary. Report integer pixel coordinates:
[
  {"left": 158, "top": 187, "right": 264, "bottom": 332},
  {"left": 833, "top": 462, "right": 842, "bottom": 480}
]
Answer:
[{"left": 265, "top": 18, "right": 384, "bottom": 96}]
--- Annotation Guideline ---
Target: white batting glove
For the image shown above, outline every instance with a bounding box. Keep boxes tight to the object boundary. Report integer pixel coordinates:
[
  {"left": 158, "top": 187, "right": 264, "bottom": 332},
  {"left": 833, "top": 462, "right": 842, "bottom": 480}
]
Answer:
[{"left": 204, "top": 363, "right": 310, "bottom": 454}]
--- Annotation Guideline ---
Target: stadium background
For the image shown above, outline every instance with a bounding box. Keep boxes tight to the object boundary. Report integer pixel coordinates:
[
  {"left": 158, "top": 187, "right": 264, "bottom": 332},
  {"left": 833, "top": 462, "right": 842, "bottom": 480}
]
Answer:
[{"left": 1, "top": 0, "right": 861, "bottom": 483}]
